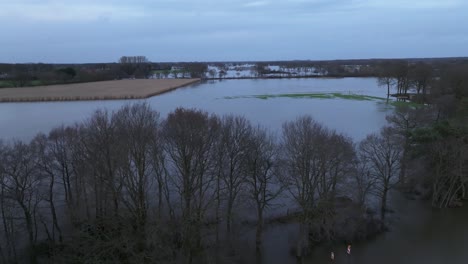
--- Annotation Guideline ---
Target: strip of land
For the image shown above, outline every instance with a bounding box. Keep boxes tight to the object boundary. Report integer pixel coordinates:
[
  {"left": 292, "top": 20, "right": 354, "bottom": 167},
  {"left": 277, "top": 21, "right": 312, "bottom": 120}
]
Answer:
[
  {"left": 223, "top": 92, "right": 422, "bottom": 107},
  {"left": 0, "top": 79, "right": 200, "bottom": 102}
]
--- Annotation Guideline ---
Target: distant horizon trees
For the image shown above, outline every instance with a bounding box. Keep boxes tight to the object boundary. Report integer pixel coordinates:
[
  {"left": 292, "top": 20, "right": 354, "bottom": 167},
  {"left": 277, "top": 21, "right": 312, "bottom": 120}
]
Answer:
[
  {"left": 377, "top": 60, "right": 436, "bottom": 103},
  {"left": 117, "top": 56, "right": 152, "bottom": 79}
]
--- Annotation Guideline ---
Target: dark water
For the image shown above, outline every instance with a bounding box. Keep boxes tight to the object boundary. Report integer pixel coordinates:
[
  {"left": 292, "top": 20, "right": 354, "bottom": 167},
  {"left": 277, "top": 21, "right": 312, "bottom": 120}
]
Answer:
[
  {"left": 0, "top": 78, "right": 391, "bottom": 141},
  {"left": 247, "top": 192, "right": 468, "bottom": 264}
]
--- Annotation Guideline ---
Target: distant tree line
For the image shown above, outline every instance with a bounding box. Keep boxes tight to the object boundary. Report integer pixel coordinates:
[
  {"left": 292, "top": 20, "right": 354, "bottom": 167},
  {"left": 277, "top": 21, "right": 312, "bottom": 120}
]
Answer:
[
  {"left": 393, "top": 63, "right": 468, "bottom": 208},
  {"left": 0, "top": 57, "right": 209, "bottom": 88},
  {"left": 2, "top": 58, "right": 468, "bottom": 88},
  {"left": 377, "top": 60, "right": 434, "bottom": 102}
]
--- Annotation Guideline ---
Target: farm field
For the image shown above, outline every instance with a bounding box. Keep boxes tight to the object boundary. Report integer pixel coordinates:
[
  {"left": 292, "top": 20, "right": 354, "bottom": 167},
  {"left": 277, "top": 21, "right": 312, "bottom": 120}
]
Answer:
[{"left": 0, "top": 78, "right": 199, "bottom": 102}]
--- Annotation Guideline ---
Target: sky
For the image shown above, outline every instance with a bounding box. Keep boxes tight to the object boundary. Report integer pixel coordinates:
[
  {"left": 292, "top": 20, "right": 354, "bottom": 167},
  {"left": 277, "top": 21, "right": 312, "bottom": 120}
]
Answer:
[{"left": 0, "top": 0, "right": 467, "bottom": 63}]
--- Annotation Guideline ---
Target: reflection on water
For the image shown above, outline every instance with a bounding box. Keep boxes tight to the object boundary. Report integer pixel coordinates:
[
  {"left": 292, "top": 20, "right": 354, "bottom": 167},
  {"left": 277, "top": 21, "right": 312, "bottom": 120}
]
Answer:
[
  {"left": 0, "top": 78, "right": 392, "bottom": 141},
  {"left": 255, "top": 193, "right": 468, "bottom": 264}
]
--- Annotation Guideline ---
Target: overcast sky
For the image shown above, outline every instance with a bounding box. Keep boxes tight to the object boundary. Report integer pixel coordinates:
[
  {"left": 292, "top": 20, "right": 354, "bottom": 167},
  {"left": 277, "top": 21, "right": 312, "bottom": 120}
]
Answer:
[{"left": 1, "top": 0, "right": 467, "bottom": 63}]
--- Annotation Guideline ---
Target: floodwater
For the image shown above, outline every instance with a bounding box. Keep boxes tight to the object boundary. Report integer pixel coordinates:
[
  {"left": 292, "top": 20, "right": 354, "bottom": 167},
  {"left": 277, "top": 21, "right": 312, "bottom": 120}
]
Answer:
[
  {"left": 0, "top": 77, "right": 391, "bottom": 141},
  {"left": 1, "top": 78, "right": 465, "bottom": 264},
  {"left": 255, "top": 192, "right": 468, "bottom": 264}
]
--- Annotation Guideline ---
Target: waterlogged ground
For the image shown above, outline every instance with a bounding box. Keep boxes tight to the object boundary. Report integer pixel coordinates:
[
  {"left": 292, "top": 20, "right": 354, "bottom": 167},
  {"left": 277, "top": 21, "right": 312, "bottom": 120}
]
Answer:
[
  {"left": 0, "top": 78, "right": 396, "bottom": 141},
  {"left": 224, "top": 92, "right": 389, "bottom": 101}
]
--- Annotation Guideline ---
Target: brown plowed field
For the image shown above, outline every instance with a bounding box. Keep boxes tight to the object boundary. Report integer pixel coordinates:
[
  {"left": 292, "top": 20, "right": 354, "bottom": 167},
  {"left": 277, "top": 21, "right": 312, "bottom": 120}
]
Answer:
[{"left": 0, "top": 79, "right": 200, "bottom": 102}]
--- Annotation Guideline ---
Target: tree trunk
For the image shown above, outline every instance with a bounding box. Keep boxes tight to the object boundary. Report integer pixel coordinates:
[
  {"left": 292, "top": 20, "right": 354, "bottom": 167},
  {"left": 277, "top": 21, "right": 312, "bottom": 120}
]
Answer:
[
  {"left": 296, "top": 221, "right": 309, "bottom": 263},
  {"left": 380, "top": 188, "right": 388, "bottom": 221},
  {"left": 1, "top": 189, "right": 16, "bottom": 262},
  {"left": 255, "top": 206, "right": 263, "bottom": 251},
  {"left": 400, "top": 144, "right": 409, "bottom": 186},
  {"left": 157, "top": 177, "right": 163, "bottom": 220},
  {"left": 22, "top": 207, "right": 37, "bottom": 264},
  {"left": 226, "top": 197, "right": 233, "bottom": 235},
  {"left": 215, "top": 175, "right": 221, "bottom": 263},
  {"left": 49, "top": 177, "right": 63, "bottom": 244}
]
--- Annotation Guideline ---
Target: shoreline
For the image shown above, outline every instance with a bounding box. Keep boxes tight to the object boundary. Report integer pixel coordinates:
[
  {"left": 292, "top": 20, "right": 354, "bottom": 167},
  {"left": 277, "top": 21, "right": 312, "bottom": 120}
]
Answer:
[{"left": 0, "top": 79, "right": 200, "bottom": 103}]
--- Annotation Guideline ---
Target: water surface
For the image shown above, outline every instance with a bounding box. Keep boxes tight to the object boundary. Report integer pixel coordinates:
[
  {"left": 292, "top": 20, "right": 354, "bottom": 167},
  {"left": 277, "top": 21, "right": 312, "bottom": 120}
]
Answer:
[{"left": 0, "top": 78, "right": 391, "bottom": 141}]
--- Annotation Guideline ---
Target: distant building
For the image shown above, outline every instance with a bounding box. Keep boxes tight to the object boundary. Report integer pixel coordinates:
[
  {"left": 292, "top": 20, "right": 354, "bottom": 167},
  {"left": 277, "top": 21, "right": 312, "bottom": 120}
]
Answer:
[{"left": 0, "top": 73, "right": 8, "bottom": 79}]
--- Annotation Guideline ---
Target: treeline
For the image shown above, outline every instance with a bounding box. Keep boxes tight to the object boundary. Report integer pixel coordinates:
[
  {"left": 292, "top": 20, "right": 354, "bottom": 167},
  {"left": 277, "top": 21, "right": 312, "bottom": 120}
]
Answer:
[
  {"left": 0, "top": 62, "right": 116, "bottom": 87},
  {"left": 0, "top": 102, "right": 414, "bottom": 263},
  {"left": 221, "top": 57, "right": 468, "bottom": 78},
  {"left": 397, "top": 63, "right": 468, "bottom": 208},
  {"left": 0, "top": 57, "right": 208, "bottom": 88},
  {"left": 376, "top": 60, "right": 468, "bottom": 105}
]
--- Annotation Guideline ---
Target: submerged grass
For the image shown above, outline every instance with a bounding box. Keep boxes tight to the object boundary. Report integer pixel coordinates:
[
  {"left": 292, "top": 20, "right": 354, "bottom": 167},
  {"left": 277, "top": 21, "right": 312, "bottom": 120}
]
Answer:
[
  {"left": 223, "top": 92, "right": 426, "bottom": 108},
  {"left": 224, "top": 92, "right": 387, "bottom": 101}
]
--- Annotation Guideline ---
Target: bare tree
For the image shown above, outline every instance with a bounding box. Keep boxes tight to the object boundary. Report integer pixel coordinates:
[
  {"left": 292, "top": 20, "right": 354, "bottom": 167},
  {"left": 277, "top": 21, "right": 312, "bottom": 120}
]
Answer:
[
  {"left": 208, "top": 69, "right": 216, "bottom": 79},
  {"left": 31, "top": 134, "right": 63, "bottom": 246},
  {"left": 47, "top": 125, "right": 86, "bottom": 224},
  {"left": 163, "top": 108, "right": 220, "bottom": 263},
  {"left": 280, "top": 116, "right": 353, "bottom": 258},
  {"left": 219, "top": 115, "right": 251, "bottom": 236},
  {"left": 1, "top": 141, "right": 43, "bottom": 264},
  {"left": 118, "top": 56, "right": 151, "bottom": 78},
  {"left": 394, "top": 61, "right": 410, "bottom": 95},
  {"left": 427, "top": 132, "right": 468, "bottom": 208},
  {"left": 244, "top": 126, "right": 280, "bottom": 250},
  {"left": 359, "top": 127, "right": 402, "bottom": 220},
  {"left": 81, "top": 109, "right": 126, "bottom": 222},
  {"left": 113, "top": 103, "right": 160, "bottom": 245},
  {"left": 351, "top": 161, "right": 375, "bottom": 210},
  {"left": 386, "top": 105, "right": 434, "bottom": 185},
  {"left": 378, "top": 76, "right": 396, "bottom": 98},
  {"left": 0, "top": 140, "right": 19, "bottom": 263},
  {"left": 409, "top": 62, "right": 433, "bottom": 102}
]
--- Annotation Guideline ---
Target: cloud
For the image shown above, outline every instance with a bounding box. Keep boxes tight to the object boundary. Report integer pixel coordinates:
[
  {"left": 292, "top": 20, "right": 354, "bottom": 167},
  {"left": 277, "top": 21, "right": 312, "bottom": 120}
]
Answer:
[
  {"left": 0, "top": 1, "right": 149, "bottom": 22},
  {"left": 362, "top": 0, "right": 464, "bottom": 9},
  {"left": 0, "top": 0, "right": 467, "bottom": 62},
  {"left": 243, "top": 1, "right": 270, "bottom": 7}
]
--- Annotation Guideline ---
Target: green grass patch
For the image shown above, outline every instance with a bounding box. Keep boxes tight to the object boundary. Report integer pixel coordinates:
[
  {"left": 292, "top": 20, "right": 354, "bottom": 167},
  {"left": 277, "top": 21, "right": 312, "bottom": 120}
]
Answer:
[
  {"left": 223, "top": 92, "right": 388, "bottom": 101},
  {"left": 30, "top": 80, "right": 43, "bottom": 86},
  {"left": 222, "top": 92, "right": 431, "bottom": 110},
  {"left": 0, "top": 81, "right": 12, "bottom": 88}
]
